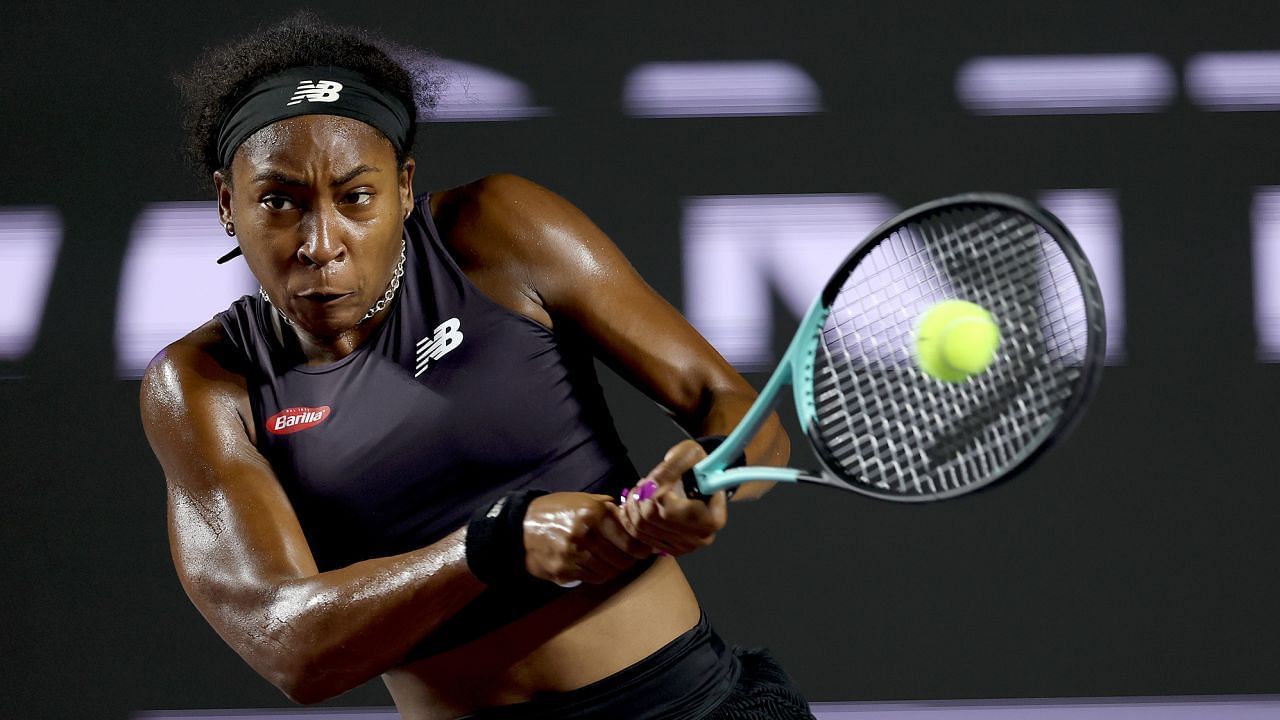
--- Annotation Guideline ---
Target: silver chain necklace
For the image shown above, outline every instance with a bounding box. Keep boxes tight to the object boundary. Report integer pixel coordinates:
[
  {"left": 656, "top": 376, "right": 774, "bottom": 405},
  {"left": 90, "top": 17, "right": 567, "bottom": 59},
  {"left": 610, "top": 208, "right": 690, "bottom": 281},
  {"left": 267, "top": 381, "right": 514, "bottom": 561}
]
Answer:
[{"left": 259, "top": 240, "right": 406, "bottom": 327}]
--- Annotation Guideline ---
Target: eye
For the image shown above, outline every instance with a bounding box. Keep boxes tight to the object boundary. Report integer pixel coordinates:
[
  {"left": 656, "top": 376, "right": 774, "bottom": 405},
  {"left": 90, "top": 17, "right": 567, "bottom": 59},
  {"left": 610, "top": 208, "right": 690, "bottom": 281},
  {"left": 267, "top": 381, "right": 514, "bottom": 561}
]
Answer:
[
  {"left": 261, "top": 195, "right": 296, "bottom": 211},
  {"left": 345, "top": 190, "right": 374, "bottom": 205}
]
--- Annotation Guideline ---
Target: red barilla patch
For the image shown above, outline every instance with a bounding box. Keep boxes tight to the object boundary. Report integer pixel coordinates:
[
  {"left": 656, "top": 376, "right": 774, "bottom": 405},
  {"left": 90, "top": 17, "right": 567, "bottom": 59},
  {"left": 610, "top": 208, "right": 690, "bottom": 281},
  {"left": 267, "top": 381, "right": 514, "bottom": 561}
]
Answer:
[{"left": 265, "top": 406, "right": 331, "bottom": 435}]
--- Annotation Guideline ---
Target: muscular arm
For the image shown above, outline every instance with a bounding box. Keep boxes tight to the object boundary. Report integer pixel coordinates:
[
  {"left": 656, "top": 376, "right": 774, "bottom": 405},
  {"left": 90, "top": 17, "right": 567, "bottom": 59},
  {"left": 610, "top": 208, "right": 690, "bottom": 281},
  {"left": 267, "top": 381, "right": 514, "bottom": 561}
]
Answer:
[
  {"left": 140, "top": 324, "right": 485, "bottom": 704},
  {"left": 436, "top": 175, "right": 789, "bottom": 499}
]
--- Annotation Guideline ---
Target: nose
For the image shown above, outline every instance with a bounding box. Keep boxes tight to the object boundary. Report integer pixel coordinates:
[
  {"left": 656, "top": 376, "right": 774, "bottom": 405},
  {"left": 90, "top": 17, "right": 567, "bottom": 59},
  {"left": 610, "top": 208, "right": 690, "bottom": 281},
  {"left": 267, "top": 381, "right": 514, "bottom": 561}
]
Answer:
[{"left": 297, "top": 206, "right": 347, "bottom": 267}]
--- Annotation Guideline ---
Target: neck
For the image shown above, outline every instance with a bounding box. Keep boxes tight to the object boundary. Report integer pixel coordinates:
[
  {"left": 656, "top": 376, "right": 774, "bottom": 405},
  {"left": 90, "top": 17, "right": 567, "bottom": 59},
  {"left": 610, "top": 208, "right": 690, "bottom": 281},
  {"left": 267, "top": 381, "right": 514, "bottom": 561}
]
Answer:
[{"left": 287, "top": 309, "right": 394, "bottom": 365}]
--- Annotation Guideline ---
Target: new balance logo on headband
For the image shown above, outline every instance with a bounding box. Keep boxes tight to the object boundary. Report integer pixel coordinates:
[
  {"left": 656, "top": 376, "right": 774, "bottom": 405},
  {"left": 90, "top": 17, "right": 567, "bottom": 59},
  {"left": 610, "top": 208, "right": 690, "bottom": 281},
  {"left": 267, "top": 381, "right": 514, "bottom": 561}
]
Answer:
[
  {"left": 416, "top": 317, "right": 464, "bottom": 377},
  {"left": 287, "top": 80, "right": 344, "bottom": 106}
]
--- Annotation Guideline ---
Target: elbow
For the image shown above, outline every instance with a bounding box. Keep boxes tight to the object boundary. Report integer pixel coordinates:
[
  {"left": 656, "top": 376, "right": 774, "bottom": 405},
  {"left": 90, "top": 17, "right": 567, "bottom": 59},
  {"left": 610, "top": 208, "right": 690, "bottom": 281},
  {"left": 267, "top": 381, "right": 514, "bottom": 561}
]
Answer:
[
  {"left": 751, "top": 410, "right": 791, "bottom": 468},
  {"left": 274, "top": 670, "right": 316, "bottom": 705},
  {"left": 191, "top": 581, "right": 362, "bottom": 705},
  {"left": 769, "top": 419, "right": 791, "bottom": 466},
  {"left": 252, "top": 653, "right": 329, "bottom": 705},
  {"left": 731, "top": 480, "right": 777, "bottom": 501},
  {"left": 233, "top": 617, "right": 348, "bottom": 704},
  {"left": 278, "top": 676, "right": 334, "bottom": 706},
  {"left": 267, "top": 631, "right": 372, "bottom": 705},
  {"left": 272, "top": 661, "right": 347, "bottom": 705}
]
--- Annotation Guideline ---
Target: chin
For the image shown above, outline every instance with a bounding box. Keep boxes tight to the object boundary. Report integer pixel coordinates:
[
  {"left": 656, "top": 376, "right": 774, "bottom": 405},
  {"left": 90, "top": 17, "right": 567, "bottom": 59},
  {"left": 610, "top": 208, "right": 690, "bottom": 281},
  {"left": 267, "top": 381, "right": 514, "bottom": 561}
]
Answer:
[{"left": 291, "top": 305, "right": 366, "bottom": 338}]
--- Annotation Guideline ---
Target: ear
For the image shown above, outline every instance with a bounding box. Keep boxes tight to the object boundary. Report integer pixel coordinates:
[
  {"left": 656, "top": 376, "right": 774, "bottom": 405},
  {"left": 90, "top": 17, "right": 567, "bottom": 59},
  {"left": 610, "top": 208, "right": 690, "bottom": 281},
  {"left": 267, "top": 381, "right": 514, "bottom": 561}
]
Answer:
[
  {"left": 398, "top": 157, "right": 416, "bottom": 219},
  {"left": 213, "top": 170, "right": 233, "bottom": 226}
]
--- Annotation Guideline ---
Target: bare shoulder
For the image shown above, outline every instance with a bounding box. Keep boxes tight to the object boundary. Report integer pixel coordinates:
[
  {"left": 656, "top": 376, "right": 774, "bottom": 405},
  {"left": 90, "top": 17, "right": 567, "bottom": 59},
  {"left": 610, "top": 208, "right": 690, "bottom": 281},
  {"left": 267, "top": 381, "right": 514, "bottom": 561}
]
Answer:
[
  {"left": 431, "top": 174, "right": 608, "bottom": 264},
  {"left": 141, "top": 321, "right": 245, "bottom": 403},
  {"left": 431, "top": 174, "right": 631, "bottom": 310},
  {"left": 433, "top": 173, "right": 576, "bottom": 231},
  {"left": 428, "top": 174, "right": 617, "bottom": 327},
  {"left": 139, "top": 320, "right": 254, "bottom": 446}
]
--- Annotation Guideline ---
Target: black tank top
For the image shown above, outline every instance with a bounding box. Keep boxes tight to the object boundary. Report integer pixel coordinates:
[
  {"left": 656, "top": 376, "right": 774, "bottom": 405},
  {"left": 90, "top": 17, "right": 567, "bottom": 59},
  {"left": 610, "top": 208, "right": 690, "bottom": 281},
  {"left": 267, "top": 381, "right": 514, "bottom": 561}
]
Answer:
[{"left": 215, "top": 192, "right": 642, "bottom": 658}]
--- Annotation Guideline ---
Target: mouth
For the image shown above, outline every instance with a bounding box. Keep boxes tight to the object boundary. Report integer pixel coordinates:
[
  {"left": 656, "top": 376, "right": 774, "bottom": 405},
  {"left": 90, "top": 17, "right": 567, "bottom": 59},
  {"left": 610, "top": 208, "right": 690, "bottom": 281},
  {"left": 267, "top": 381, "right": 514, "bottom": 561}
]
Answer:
[{"left": 297, "top": 289, "right": 354, "bottom": 304}]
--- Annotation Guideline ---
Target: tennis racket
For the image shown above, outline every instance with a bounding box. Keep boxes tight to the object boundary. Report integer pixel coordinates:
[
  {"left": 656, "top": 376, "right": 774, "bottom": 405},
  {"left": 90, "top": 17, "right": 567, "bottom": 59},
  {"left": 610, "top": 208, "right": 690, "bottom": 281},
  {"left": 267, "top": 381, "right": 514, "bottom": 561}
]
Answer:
[{"left": 686, "top": 192, "right": 1105, "bottom": 502}]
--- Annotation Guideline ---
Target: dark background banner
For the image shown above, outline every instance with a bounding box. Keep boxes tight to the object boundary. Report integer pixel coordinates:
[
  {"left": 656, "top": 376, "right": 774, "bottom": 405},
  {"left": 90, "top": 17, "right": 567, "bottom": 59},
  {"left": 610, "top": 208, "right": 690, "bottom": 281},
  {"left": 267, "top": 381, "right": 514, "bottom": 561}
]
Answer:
[{"left": 4, "top": 2, "right": 1280, "bottom": 718}]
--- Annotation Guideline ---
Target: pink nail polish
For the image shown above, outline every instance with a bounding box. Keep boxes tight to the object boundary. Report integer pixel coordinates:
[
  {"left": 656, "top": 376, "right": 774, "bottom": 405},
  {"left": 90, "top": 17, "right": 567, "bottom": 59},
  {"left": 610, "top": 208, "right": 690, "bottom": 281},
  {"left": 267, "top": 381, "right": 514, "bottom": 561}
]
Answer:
[
  {"left": 619, "top": 487, "right": 632, "bottom": 504},
  {"left": 659, "top": 550, "right": 671, "bottom": 557},
  {"left": 638, "top": 480, "right": 658, "bottom": 501}
]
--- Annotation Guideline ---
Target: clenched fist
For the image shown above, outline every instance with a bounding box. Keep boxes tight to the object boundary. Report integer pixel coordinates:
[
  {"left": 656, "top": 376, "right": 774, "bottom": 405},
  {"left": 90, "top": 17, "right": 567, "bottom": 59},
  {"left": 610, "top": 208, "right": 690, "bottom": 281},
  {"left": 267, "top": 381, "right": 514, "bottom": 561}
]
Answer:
[{"left": 523, "top": 492, "right": 654, "bottom": 585}]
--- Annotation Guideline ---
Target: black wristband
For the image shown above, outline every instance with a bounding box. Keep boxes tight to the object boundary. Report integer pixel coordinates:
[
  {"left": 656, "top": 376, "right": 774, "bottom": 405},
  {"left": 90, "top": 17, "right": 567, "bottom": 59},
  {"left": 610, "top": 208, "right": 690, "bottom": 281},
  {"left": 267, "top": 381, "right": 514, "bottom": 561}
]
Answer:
[
  {"left": 465, "top": 488, "right": 548, "bottom": 587},
  {"left": 695, "top": 435, "right": 747, "bottom": 469}
]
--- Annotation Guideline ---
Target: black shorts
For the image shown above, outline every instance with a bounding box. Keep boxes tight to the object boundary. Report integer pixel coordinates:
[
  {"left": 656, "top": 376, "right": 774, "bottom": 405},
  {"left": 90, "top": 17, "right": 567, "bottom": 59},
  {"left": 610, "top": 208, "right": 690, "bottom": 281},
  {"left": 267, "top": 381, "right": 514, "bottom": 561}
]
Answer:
[{"left": 458, "top": 612, "right": 815, "bottom": 720}]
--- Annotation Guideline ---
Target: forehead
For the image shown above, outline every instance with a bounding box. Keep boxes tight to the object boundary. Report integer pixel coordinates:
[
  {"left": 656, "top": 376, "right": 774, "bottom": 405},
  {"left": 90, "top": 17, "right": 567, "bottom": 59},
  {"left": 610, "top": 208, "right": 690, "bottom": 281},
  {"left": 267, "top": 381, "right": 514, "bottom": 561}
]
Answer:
[{"left": 233, "top": 115, "right": 396, "bottom": 177}]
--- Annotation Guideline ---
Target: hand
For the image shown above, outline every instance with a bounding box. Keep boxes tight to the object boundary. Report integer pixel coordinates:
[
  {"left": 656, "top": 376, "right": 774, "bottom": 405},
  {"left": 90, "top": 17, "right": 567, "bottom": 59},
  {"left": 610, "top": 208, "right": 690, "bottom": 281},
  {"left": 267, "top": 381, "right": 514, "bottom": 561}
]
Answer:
[
  {"left": 618, "top": 439, "right": 728, "bottom": 556},
  {"left": 523, "top": 492, "right": 653, "bottom": 585}
]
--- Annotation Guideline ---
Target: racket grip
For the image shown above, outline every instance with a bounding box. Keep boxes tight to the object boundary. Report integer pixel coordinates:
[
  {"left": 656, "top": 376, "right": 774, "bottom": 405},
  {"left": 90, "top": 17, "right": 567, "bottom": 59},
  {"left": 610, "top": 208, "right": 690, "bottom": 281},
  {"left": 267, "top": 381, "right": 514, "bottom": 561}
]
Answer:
[
  {"left": 683, "top": 468, "right": 714, "bottom": 502},
  {"left": 683, "top": 435, "right": 747, "bottom": 502}
]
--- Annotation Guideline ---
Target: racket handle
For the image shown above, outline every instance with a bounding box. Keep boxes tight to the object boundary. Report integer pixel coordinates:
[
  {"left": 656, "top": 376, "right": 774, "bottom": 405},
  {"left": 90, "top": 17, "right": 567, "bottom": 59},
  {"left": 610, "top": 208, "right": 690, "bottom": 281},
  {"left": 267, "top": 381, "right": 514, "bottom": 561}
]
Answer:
[
  {"left": 682, "top": 468, "right": 742, "bottom": 502},
  {"left": 683, "top": 468, "right": 714, "bottom": 502},
  {"left": 683, "top": 435, "right": 746, "bottom": 502}
]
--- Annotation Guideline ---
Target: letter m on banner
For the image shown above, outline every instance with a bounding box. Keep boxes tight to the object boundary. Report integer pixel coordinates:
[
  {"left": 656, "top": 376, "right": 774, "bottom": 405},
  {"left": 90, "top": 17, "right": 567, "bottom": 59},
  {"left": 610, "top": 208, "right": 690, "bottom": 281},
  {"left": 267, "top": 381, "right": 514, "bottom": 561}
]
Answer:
[{"left": 681, "top": 194, "right": 898, "bottom": 371}]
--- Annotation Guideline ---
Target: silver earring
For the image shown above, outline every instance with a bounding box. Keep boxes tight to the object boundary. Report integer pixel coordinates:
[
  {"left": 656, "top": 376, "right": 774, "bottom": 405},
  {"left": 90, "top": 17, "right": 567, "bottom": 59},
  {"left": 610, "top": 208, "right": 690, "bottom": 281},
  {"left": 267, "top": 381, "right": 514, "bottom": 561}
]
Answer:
[{"left": 224, "top": 221, "right": 236, "bottom": 237}]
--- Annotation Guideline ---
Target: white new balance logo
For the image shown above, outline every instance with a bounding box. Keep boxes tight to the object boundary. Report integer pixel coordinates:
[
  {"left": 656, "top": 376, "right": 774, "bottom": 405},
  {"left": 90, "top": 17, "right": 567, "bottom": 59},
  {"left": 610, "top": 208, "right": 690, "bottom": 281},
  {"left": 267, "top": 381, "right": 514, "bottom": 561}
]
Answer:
[
  {"left": 287, "top": 80, "right": 344, "bottom": 106},
  {"left": 415, "top": 317, "right": 464, "bottom": 377}
]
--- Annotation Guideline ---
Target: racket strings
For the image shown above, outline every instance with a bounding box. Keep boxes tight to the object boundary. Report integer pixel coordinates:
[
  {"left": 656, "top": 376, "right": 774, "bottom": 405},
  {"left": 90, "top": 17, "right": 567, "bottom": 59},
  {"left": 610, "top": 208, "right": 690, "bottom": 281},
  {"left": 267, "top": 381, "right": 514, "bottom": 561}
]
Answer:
[{"left": 810, "top": 206, "right": 1096, "bottom": 498}]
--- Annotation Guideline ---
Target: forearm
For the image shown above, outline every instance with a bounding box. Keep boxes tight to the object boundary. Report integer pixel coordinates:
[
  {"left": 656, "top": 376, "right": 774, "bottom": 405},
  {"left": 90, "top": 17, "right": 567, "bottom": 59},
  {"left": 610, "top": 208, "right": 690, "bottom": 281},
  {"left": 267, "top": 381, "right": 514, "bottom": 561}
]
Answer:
[{"left": 222, "top": 528, "right": 483, "bottom": 703}]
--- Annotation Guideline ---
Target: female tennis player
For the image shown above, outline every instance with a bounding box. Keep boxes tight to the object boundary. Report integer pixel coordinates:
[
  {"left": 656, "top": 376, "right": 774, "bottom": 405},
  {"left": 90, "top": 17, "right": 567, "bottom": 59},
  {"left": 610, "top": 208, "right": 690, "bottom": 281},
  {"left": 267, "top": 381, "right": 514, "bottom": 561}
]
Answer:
[{"left": 140, "top": 12, "right": 815, "bottom": 720}]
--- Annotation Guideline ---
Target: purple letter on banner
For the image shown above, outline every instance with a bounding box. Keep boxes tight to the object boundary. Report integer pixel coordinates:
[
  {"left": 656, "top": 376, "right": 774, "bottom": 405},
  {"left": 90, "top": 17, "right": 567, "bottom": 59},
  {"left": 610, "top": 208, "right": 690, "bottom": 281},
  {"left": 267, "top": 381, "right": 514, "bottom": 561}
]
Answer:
[
  {"left": 956, "top": 54, "right": 1175, "bottom": 115},
  {"left": 624, "top": 61, "right": 822, "bottom": 118},
  {"left": 115, "top": 202, "right": 257, "bottom": 378},
  {"left": 1038, "top": 189, "right": 1126, "bottom": 362},
  {"left": 682, "top": 194, "right": 898, "bottom": 370},
  {"left": 0, "top": 207, "right": 61, "bottom": 361},
  {"left": 1253, "top": 188, "right": 1280, "bottom": 361}
]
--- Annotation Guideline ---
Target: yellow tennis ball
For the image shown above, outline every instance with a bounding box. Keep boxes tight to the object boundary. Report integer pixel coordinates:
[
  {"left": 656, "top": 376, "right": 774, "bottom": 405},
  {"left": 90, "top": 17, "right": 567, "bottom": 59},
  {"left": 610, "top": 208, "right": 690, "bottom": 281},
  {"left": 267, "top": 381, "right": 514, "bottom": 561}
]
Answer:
[{"left": 915, "top": 300, "right": 1000, "bottom": 383}]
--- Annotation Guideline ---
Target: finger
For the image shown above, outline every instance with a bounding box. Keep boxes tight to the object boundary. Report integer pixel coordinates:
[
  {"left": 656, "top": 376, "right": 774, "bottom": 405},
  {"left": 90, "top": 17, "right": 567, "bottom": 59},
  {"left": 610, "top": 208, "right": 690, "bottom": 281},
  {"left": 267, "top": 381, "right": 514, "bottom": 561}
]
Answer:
[
  {"left": 635, "top": 479, "right": 660, "bottom": 502},
  {"left": 574, "top": 540, "right": 639, "bottom": 583},
  {"left": 568, "top": 502, "right": 646, "bottom": 571},
  {"left": 705, "top": 489, "right": 729, "bottom": 527},
  {"left": 570, "top": 564, "right": 609, "bottom": 585},
  {"left": 627, "top": 523, "right": 687, "bottom": 554},
  {"left": 635, "top": 497, "right": 686, "bottom": 535},
  {"left": 630, "top": 482, "right": 689, "bottom": 530},
  {"left": 624, "top": 508, "right": 700, "bottom": 553},
  {"left": 631, "top": 499, "right": 721, "bottom": 551},
  {"left": 626, "top": 478, "right": 721, "bottom": 549},
  {"left": 643, "top": 440, "right": 707, "bottom": 488},
  {"left": 597, "top": 508, "right": 657, "bottom": 559},
  {"left": 534, "top": 549, "right": 590, "bottom": 586},
  {"left": 573, "top": 557, "right": 617, "bottom": 584},
  {"left": 562, "top": 548, "right": 611, "bottom": 585},
  {"left": 583, "top": 515, "right": 647, "bottom": 568},
  {"left": 625, "top": 492, "right": 693, "bottom": 548},
  {"left": 620, "top": 501, "right": 680, "bottom": 553},
  {"left": 652, "top": 488, "right": 727, "bottom": 532},
  {"left": 624, "top": 499, "right": 696, "bottom": 548},
  {"left": 622, "top": 488, "right": 645, "bottom": 535},
  {"left": 643, "top": 492, "right": 717, "bottom": 534}
]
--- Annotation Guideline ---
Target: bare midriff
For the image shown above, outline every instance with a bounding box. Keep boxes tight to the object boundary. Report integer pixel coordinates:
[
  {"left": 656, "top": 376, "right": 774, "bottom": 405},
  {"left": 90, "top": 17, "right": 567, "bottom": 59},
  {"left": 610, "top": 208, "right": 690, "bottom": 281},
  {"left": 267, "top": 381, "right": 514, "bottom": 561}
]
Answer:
[{"left": 381, "top": 556, "right": 701, "bottom": 720}]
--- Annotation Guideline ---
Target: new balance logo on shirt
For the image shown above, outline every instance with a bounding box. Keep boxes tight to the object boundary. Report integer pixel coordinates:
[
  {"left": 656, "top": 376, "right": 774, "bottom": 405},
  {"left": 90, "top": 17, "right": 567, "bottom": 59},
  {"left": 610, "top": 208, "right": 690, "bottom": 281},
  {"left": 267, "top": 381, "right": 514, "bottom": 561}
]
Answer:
[
  {"left": 416, "top": 317, "right": 464, "bottom": 377},
  {"left": 287, "top": 80, "right": 344, "bottom": 106}
]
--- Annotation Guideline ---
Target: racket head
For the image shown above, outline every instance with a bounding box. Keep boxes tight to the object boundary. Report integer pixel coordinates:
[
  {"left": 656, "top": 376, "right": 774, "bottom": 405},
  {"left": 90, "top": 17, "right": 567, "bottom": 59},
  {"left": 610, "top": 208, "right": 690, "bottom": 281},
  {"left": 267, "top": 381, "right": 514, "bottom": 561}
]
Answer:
[{"left": 794, "top": 192, "right": 1106, "bottom": 502}]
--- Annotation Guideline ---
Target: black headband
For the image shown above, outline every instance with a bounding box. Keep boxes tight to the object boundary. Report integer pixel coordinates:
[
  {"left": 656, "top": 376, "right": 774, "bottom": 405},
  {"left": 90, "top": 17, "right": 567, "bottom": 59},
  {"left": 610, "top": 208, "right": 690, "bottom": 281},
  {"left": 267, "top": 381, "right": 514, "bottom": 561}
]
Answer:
[{"left": 214, "top": 66, "right": 413, "bottom": 263}]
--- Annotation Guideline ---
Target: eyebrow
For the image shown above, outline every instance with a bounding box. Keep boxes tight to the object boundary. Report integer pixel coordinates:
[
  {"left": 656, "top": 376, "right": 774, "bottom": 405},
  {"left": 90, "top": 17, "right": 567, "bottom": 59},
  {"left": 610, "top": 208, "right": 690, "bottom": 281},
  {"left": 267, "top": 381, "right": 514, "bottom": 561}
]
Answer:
[{"left": 250, "top": 164, "right": 381, "bottom": 188}]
